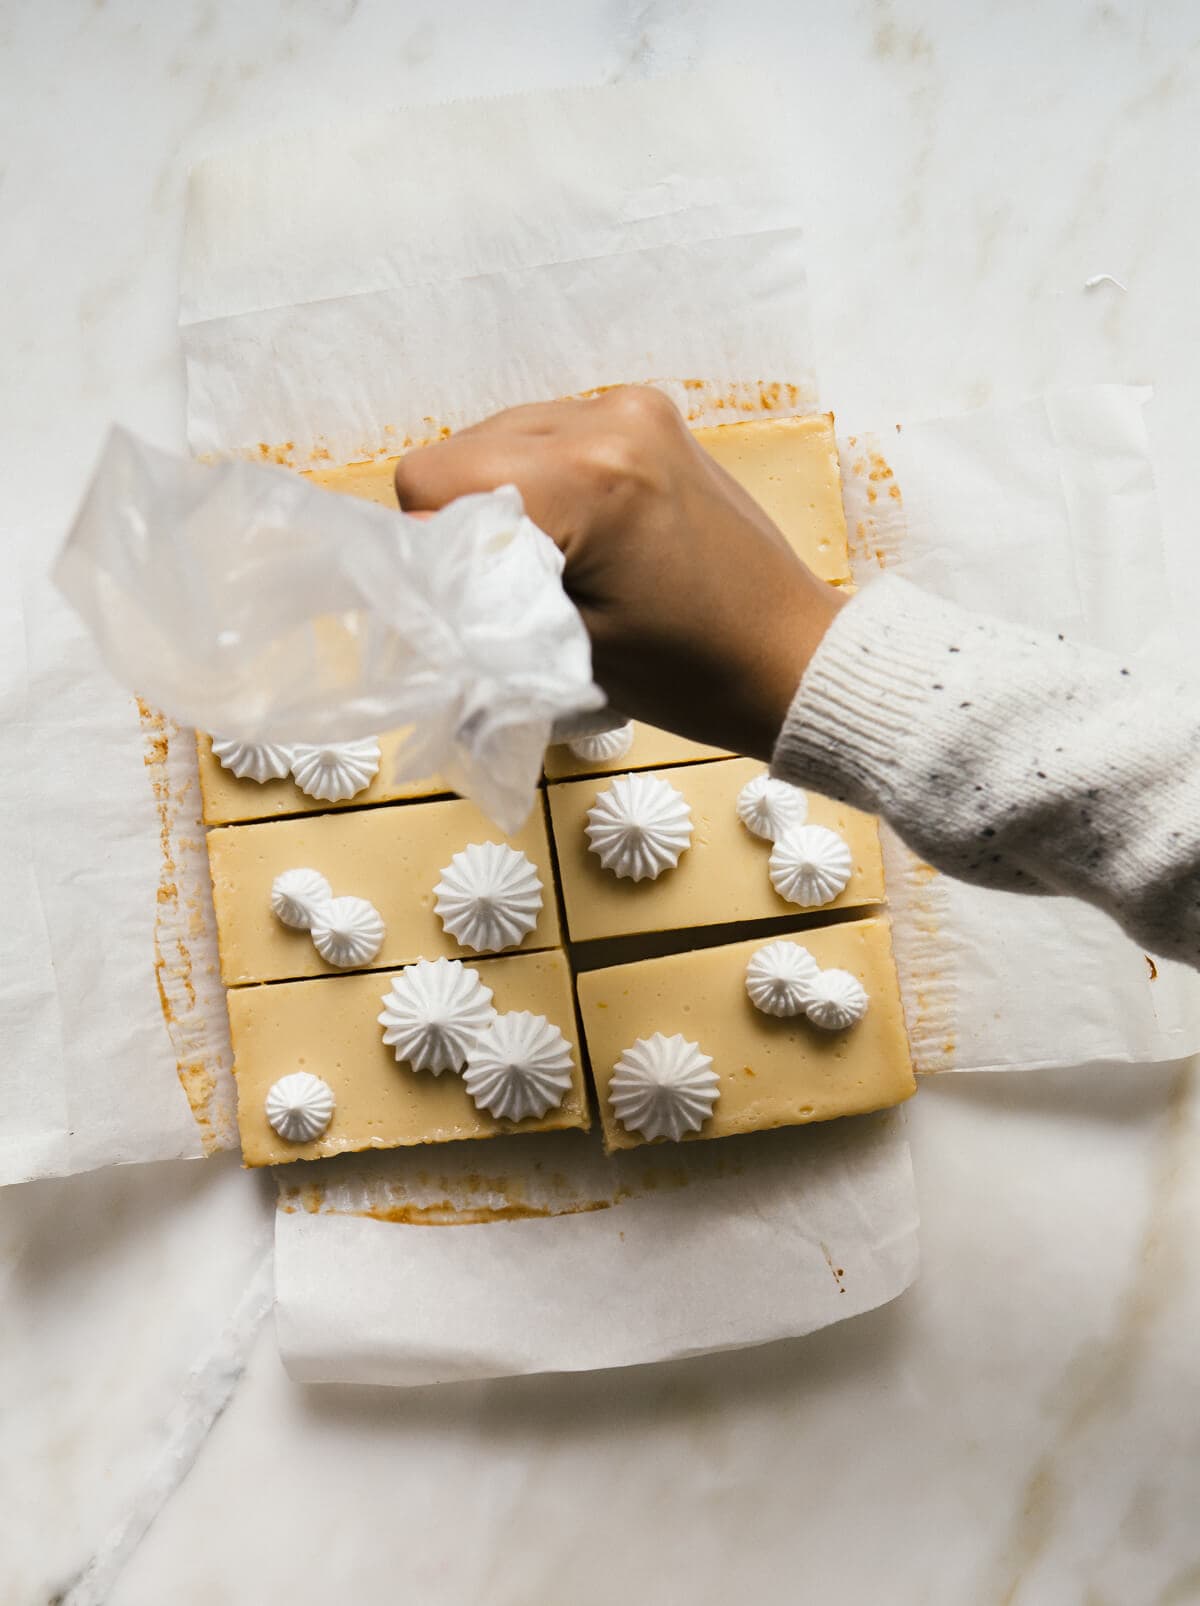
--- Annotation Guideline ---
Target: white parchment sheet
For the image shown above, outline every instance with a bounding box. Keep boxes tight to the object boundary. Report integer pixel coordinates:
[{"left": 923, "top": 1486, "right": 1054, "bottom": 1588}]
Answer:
[{"left": 276, "top": 1116, "right": 917, "bottom": 1388}]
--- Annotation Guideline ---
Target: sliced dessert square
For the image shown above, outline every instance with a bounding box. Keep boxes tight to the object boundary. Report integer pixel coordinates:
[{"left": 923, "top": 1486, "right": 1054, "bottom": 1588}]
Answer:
[
  {"left": 576, "top": 917, "right": 914, "bottom": 1151},
  {"left": 546, "top": 757, "right": 885, "bottom": 946},
  {"left": 208, "top": 794, "right": 560, "bottom": 986},
  {"left": 692, "top": 413, "right": 852, "bottom": 583},
  {"left": 229, "top": 948, "right": 588, "bottom": 1166},
  {"left": 196, "top": 730, "right": 447, "bottom": 827}
]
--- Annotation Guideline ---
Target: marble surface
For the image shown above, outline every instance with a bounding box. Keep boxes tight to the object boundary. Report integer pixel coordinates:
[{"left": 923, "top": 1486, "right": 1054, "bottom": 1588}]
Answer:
[{"left": 4, "top": 1, "right": 1200, "bottom": 1601}]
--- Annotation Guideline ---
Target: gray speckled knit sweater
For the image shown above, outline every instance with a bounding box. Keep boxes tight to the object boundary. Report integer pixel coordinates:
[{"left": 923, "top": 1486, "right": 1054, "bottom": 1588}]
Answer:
[{"left": 771, "top": 574, "right": 1200, "bottom": 968}]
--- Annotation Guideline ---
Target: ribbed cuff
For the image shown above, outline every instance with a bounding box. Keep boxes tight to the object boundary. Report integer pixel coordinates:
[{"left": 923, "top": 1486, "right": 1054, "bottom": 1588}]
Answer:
[{"left": 771, "top": 574, "right": 977, "bottom": 814}]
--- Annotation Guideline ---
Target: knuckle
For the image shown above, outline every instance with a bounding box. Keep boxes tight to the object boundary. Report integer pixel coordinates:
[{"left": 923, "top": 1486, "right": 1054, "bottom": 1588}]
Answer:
[{"left": 601, "top": 384, "right": 678, "bottom": 430}]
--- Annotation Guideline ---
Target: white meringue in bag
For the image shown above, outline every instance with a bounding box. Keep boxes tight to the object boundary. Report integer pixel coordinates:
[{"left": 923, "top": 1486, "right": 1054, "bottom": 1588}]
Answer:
[
  {"left": 608, "top": 1033, "right": 719, "bottom": 1141},
  {"left": 585, "top": 772, "right": 693, "bottom": 881},
  {"left": 378, "top": 959, "right": 496, "bottom": 1075},
  {"left": 568, "top": 721, "right": 636, "bottom": 763},
  {"left": 744, "top": 940, "right": 821, "bottom": 1018},
  {"left": 270, "top": 867, "right": 332, "bottom": 931},
  {"left": 463, "top": 1012, "right": 575, "bottom": 1121},
  {"left": 310, "top": 895, "right": 386, "bottom": 968},
  {"left": 736, "top": 771, "right": 807, "bottom": 842},
  {"left": 265, "top": 1072, "right": 335, "bottom": 1143},
  {"left": 434, "top": 842, "right": 544, "bottom": 953},
  {"left": 211, "top": 737, "right": 293, "bottom": 783},
  {"left": 804, "top": 969, "right": 869, "bottom": 1031},
  {"left": 769, "top": 825, "right": 853, "bottom": 908},
  {"left": 290, "top": 739, "right": 381, "bottom": 802}
]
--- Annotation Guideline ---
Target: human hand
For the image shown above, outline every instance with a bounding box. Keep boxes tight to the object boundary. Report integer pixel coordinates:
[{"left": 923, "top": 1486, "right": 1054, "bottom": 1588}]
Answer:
[{"left": 394, "top": 386, "right": 845, "bottom": 760}]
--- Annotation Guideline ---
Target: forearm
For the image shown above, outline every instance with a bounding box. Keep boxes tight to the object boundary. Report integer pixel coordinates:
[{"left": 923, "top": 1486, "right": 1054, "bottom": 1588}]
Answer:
[{"left": 772, "top": 575, "right": 1200, "bottom": 966}]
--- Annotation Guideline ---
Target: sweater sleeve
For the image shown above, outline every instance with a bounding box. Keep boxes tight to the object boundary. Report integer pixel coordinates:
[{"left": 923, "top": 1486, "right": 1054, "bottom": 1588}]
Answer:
[{"left": 771, "top": 573, "right": 1200, "bottom": 967}]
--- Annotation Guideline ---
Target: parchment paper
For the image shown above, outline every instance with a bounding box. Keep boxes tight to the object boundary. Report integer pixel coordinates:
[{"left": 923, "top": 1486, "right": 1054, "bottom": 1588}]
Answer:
[
  {"left": 276, "top": 1116, "right": 917, "bottom": 1388},
  {"left": 0, "top": 554, "right": 233, "bottom": 1185}
]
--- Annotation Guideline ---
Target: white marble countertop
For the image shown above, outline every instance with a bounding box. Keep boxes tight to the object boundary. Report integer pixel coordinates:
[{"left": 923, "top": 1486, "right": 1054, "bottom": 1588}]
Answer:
[{"left": 5, "top": 2, "right": 1200, "bottom": 1601}]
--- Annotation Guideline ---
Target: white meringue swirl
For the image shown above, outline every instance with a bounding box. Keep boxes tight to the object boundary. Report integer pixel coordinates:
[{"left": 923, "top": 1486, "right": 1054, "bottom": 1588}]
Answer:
[
  {"left": 585, "top": 772, "right": 693, "bottom": 881},
  {"left": 745, "top": 940, "right": 821, "bottom": 1018},
  {"left": 289, "top": 738, "right": 381, "bottom": 802},
  {"left": 211, "top": 737, "right": 293, "bottom": 784},
  {"left": 433, "top": 841, "right": 544, "bottom": 953},
  {"left": 463, "top": 1011, "right": 575, "bottom": 1121},
  {"left": 310, "top": 895, "right": 386, "bottom": 968},
  {"left": 378, "top": 959, "right": 496, "bottom": 1075},
  {"left": 805, "top": 969, "right": 870, "bottom": 1031},
  {"left": 769, "top": 825, "right": 853, "bottom": 908},
  {"left": 270, "top": 867, "right": 332, "bottom": 931},
  {"left": 736, "top": 771, "right": 808, "bottom": 842},
  {"left": 567, "top": 721, "right": 636, "bottom": 763},
  {"left": 265, "top": 1071, "right": 335, "bottom": 1143},
  {"left": 608, "top": 1033, "right": 720, "bottom": 1142}
]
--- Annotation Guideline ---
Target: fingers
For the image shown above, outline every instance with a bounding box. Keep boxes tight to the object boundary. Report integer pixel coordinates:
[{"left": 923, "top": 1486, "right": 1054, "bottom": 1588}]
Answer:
[{"left": 393, "top": 434, "right": 529, "bottom": 512}]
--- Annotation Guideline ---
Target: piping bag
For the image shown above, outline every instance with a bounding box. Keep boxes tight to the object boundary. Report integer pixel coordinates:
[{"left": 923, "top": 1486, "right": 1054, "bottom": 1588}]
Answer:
[{"left": 53, "top": 428, "right": 607, "bottom": 832}]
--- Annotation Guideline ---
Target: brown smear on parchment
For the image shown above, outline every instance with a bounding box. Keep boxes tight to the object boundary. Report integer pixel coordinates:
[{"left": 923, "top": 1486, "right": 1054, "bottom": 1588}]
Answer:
[
  {"left": 843, "top": 441, "right": 902, "bottom": 573},
  {"left": 841, "top": 440, "right": 956, "bottom": 1072},
  {"left": 136, "top": 699, "right": 235, "bottom": 1152},
  {"left": 249, "top": 378, "right": 815, "bottom": 472},
  {"left": 275, "top": 1140, "right": 737, "bottom": 1227}
]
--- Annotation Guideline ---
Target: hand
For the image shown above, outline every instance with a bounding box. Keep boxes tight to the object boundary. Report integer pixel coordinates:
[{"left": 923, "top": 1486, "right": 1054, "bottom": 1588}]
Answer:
[{"left": 394, "top": 386, "right": 846, "bottom": 760}]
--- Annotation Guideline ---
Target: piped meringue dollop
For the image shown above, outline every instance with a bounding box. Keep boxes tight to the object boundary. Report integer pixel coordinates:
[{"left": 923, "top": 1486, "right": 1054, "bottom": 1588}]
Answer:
[
  {"left": 608, "top": 1033, "right": 719, "bottom": 1142},
  {"left": 744, "top": 940, "right": 821, "bottom": 1018},
  {"left": 433, "top": 842, "right": 544, "bottom": 953},
  {"left": 270, "top": 866, "right": 332, "bottom": 931},
  {"left": 567, "top": 721, "right": 636, "bottom": 763},
  {"left": 265, "top": 1071, "right": 335, "bottom": 1142},
  {"left": 736, "top": 771, "right": 808, "bottom": 842},
  {"left": 463, "top": 1011, "right": 575, "bottom": 1121},
  {"left": 585, "top": 772, "right": 693, "bottom": 881},
  {"left": 378, "top": 958, "right": 496, "bottom": 1075},
  {"left": 289, "top": 738, "right": 381, "bottom": 802},
  {"left": 211, "top": 737, "right": 294, "bottom": 784},
  {"left": 769, "top": 825, "right": 853, "bottom": 908},
  {"left": 805, "top": 969, "right": 869, "bottom": 1031},
  {"left": 310, "top": 895, "right": 386, "bottom": 968}
]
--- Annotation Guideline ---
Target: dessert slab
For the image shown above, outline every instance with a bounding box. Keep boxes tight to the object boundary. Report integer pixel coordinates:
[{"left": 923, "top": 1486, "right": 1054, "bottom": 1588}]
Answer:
[
  {"left": 207, "top": 794, "right": 560, "bottom": 985},
  {"left": 542, "top": 722, "right": 728, "bottom": 781},
  {"left": 228, "top": 948, "right": 589, "bottom": 1166},
  {"left": 577, "top": 918, "right": 915, "bottom": 1151},
  {"left": 547, "top": 756, "right": 886, "bottom": 944},
  {"left": 691, "top": 414, "right": 853, "bottom": 583},
  {"left": 196, "top": 730, "right": 448, "bottom": 827}
]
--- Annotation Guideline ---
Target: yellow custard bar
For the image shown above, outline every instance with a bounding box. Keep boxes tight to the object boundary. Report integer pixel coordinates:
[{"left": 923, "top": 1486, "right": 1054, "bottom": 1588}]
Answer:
[
  {"left": 196, "top": 730, "right": 447, "bottom": 827},
  {"left": 307, "top": 410, "right": 852, "bottom": 581},
  {"left": 542, "top": 721, "right": 728, "bottom": 782},
  {"left": 547, "top": 757, "right": 885, "bottom": 945},
  {"left": 229, "top": 949, "right": 589, "bottom": 1167},
  {"left": 692, "top": 413, "right": 852, "bottom": 583},
  {"left": 577, "top": 918, "right": 915, "bottom": 1152},
  {"left": 208, "top": 794, "right": 560, "bottom": 986}
]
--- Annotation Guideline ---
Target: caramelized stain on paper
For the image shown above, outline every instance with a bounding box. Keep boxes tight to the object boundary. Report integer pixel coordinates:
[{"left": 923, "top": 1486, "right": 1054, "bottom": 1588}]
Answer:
[
  {"left": 275, "top": 1137, "right": 739, "bottom": 1226},
  {"left": 844, "top": 445, "right": 902, "bottom": 571},
  {"left": 250, "top": 378, "right": 814, "bottom": 469},
  {"left": 136, "top": 698, "right": 233, "bottom": 1152},
  {"left": 821, "top": 1243, "right": 848, "bottom": 1294}
]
